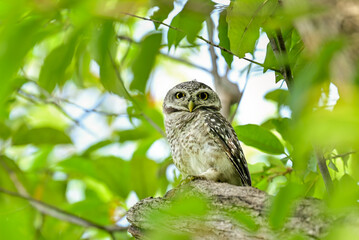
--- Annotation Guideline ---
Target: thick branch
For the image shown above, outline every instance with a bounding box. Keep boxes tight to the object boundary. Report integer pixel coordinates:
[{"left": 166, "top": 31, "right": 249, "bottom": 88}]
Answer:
[{"left": 127, "top": 180, "right": 340, "bottom": 239}]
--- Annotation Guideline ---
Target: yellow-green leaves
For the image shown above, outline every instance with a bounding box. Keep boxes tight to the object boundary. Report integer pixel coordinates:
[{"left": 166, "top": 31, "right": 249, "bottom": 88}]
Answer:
[
  {"left": 227, "top": 0, "right": 277, "bottom": 58},
  {"left": 131, "top": 32, "right": 162, "bottom": 93},
  {"left": 235, "top": 124, "right": 284, "bottom": 154},
  {"left": 39, "top": 32, "right": 79, "bottom": 93},
  {"left": 218, "top": 9, "right": 233, "bottom": 67},
  {"left": 268, "top": 182, "right": 304, "bottom": 230},
  {"left": 167, "top": 0, "right": 214, "bottom": 47},
  {"left": 151, "top": 0, "right": 174, "bottom": 29},
  {"left": 0, "top": 15, "right": 55, "bottom": 113},
  {"left": 92, "top": 21, "right": 126, "bottom": 97}
]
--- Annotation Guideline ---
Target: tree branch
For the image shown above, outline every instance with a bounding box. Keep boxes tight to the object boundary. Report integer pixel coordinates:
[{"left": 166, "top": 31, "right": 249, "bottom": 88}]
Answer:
[{"left": 127, "top": 180, "right": 337, "bottom": 239}]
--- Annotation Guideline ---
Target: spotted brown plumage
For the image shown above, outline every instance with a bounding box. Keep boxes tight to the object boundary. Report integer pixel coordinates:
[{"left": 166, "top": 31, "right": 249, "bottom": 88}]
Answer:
[{"left": 163, "top": 80, "right": 251, "bottom": 186}]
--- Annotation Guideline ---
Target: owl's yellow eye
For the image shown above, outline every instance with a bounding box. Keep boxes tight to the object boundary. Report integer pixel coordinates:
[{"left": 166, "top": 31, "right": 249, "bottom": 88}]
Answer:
[
  {"left": 175, "top": 92, "right": 185, "bottom": 99},
  {"left": 198, "top": 92, "right": 208, "bottom": 100}
]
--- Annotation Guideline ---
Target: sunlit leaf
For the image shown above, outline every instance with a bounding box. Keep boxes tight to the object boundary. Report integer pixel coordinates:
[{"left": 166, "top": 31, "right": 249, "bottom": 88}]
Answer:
[
  {"left": 167, "top": 0, "right": 214, "bottom": 47},
  {"left": 0, "top": 15, "right": 57, "bottom": 110},
  {"left": 328, "top": 174, "right": 359, "bottom": 210},
  {"left": 264, "top": 89, "right": 289, "bottom": 106},
  {"left": 151, "top": 0, "right": 174, "bottom": 29},
  {"left": 235, "top": 124, "right": 285, "bottom": 154},
  {"left": 227, "top": 0, "right": 277, "bottom": 58},
  {"left": 39, "top": 32, "right": 79, "bottom": 92}
]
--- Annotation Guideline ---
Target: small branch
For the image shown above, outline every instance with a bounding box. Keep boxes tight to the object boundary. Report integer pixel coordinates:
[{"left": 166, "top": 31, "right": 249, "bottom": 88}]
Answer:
[
  {"left": 117, "top": 35, "right": 211, "bottom": 73},
  {"left": 327, "top": 151, "right": 356, "bottom": 160},
  {"left": 159, "top": 52, "right": 211, "bottom": 73},
  {"left": 17, "top": 90, "right": 97, "bottom": 137},
  {"left": 119, "top": 12, "right": 280, "bottom": 73},
  {"left": 266, "top": 167, "right": 293, "bottom": 182}
]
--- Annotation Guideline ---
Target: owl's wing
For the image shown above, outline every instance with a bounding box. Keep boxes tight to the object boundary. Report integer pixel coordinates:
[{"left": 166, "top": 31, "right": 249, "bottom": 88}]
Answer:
[{"left": 206, "top": 112, "right": 251, "bottom": 186}]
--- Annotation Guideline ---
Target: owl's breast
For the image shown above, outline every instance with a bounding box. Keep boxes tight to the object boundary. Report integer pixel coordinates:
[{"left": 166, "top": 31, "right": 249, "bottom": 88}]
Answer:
[{"left": 165, "top": 111, "right": 231, "bottom": 177}]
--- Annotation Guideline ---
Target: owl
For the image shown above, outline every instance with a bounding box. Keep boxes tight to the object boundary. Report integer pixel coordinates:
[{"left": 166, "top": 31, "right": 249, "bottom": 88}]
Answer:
[{"left": 163, "top": 81, "right": 251, "bottom": 186}]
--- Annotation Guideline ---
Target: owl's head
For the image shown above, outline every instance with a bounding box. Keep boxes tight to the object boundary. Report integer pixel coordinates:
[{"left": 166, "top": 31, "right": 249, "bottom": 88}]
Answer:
[{"left": 163, "top": 81, "right": 221, "bottom": 115}]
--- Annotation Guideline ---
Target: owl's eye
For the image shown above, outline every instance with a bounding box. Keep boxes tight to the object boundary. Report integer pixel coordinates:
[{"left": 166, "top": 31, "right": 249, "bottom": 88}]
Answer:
[
  {"left": 198, "top": 92, "right": 208, "bottom": 100},
  {"left": 175, "top": 92, "right": 185, "bottom": 99}
]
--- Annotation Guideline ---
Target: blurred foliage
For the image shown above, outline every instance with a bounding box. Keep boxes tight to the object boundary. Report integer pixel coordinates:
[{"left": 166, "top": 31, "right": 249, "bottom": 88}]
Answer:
[{"left": 0, "top": 0, "right": 358, "bottom": 239}]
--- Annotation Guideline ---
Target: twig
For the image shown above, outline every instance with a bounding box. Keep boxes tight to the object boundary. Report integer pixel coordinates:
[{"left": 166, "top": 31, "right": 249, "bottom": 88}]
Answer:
[
  {"left": 17, "top": 90, "right": 97, "bottom": 137},
  {"left": 159, "top": 52, "right": 211, "bottom": 73},
  {"left": 117, "top": 34, "right": 211, "bottom": 73},
  {"left": 327, "top": 151, "right": 356, "bottom": 160},
  {"left": 267, "top": 167, "right": 293, "bottom": 182},
  {"left": 118, "top": 12, "right": 280, "bottom": 73}
]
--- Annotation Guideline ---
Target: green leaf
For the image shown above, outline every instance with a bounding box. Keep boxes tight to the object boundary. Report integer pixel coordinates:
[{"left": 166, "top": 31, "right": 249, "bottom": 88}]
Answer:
[
  {"left": 268, "top": 182, "right": 304, "bottom": 230},
  {"left": 229, "top": 209, "right": 259, "bottom": 232},
  {"left": 263, "top": 42, "right": 279, "bottom": 73},
  {"left": 94, "top": 156, "right": 132, "bottom": 198},
  {"left": 218, "top": 9, "right": 233, "bottom": 67},
  {"left": 130, "top": 140, "right": 160, "bottom": 199},
  {"left": 264, "top": 89, "right": 290, "bottom": 106},
  {"left": 58, "top": 156, "right": 132, "bottom": 199},
  {"left": 235, "top": 124, "right": 284, "bottom": 154},
  {"left": 39, "top": 32, "right": 79, "bottom": 92},
  {"left": 270, "top": 118, "right": 292, "bottom": 143},
  {"left": 227, "top": 0, "right": 277, "bottom": 58},
  {"left": 91, "top": 21, "right": 127, "bottom": 97},
  {"left": 151, "top": 0, "right": 174, "bottom": 29},
  {"left": 0, "top": 121, "right": 11, "bottom": 139},
  {"left": 167, "top": 0, "right": 214, "bottom": 47},
  {"left": 82, "top": 140, "right": 114, "bottom": 156},
  {"left": 130, "top": 32, "right": 162, "bottom": 93},
  {"left": 12, "top": 127, "right": 72, "bottom": 145},
  {"left": 0, "top": 15, "right": 57, "bottom": 109}
]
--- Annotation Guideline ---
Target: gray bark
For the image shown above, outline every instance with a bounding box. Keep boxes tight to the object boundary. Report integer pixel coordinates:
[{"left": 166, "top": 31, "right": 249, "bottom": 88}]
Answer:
[{"left": 126, "top": 180, "right": 345, "bottom": 239}]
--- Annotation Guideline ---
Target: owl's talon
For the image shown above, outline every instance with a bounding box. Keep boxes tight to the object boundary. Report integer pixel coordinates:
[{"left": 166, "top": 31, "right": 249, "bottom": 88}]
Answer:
[{"left": 179, "top": 175, "right": 206, "bottom": 185}]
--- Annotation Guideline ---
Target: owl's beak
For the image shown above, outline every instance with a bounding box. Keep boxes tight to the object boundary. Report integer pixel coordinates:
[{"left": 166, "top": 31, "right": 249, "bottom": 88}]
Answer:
[{"left": 188, "top": 100, "right": 195, "bottom": 112}]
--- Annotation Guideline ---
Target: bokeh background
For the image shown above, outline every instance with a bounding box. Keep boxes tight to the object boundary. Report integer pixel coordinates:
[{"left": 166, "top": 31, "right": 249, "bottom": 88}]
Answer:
[{"left": 0, "top": 0, "right": 358, "bottom": 239}]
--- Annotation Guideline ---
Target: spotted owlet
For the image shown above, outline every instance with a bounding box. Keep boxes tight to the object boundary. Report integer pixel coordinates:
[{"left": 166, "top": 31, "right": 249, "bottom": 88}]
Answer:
[{"left": 163, "top": 81, "right": 251, "bottom": 186}]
